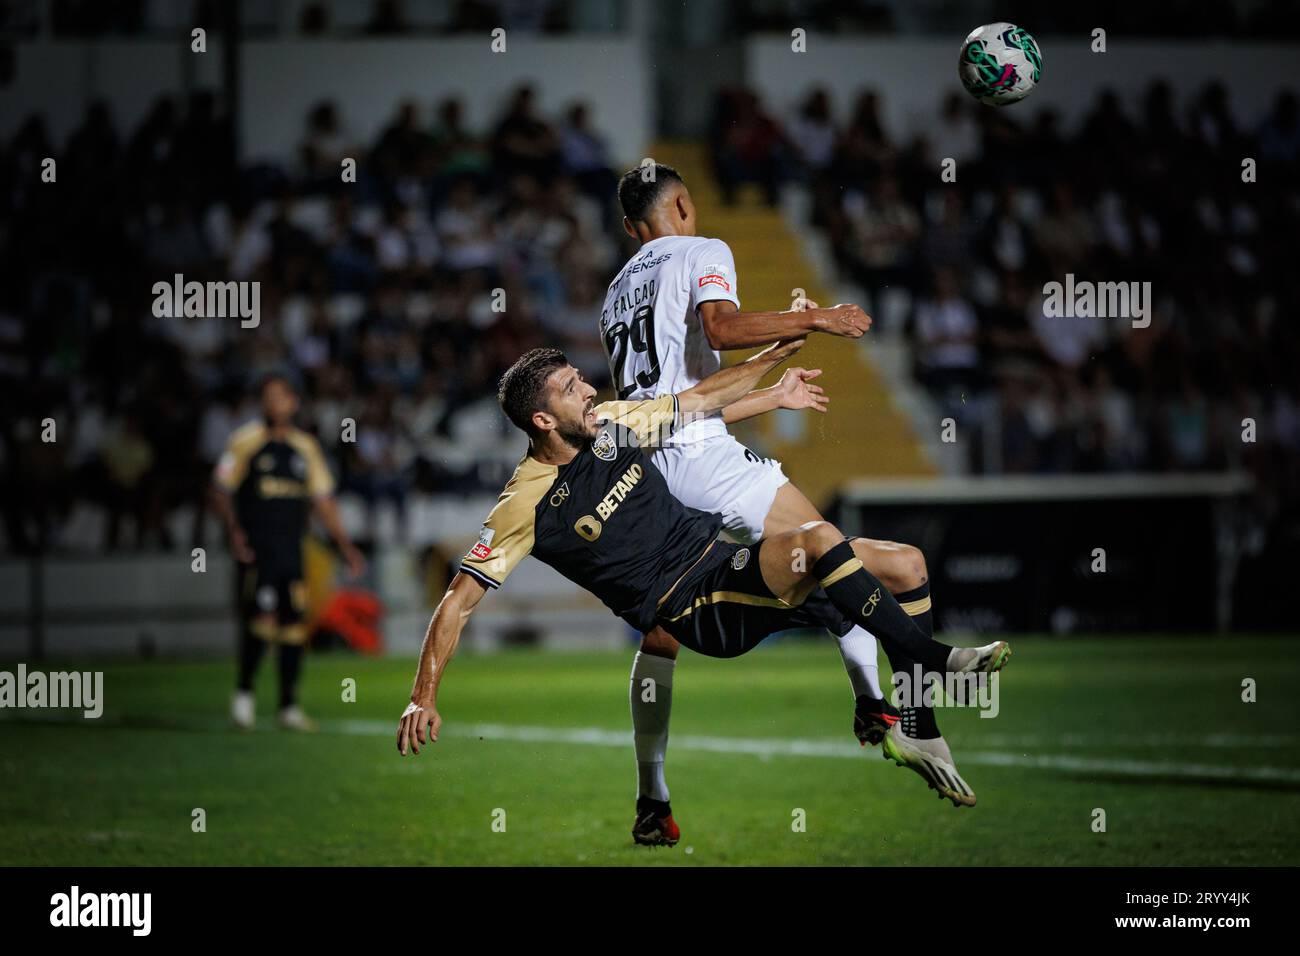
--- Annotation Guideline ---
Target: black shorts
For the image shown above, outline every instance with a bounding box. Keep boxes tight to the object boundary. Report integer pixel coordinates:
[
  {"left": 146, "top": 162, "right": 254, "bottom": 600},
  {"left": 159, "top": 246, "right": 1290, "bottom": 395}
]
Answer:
[
  {"left": 238, "top": 564, "right": 307, "bottom": 628},
  {"left": 655, "top": 540, "right": 836, "bottom": 658}
]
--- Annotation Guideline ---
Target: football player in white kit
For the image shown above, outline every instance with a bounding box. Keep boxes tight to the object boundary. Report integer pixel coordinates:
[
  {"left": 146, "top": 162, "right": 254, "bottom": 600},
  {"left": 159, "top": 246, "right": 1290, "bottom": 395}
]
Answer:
[{"left": 603, "top": 164, "right": 993, "bottom": 846}]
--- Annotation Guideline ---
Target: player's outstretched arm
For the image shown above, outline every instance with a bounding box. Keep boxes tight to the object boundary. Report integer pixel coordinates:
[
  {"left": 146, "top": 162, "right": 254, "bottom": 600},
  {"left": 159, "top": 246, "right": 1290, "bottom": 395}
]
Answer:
[
  {"left": 397, "top": 572, "right": 487, "bottom": 756},
  {"left": 723, "top": 366, "right": 828, "bottom": 424},
  {"left": 209, "top": 486, "right": 254, "bottom": 563},
  {"left": 678, "top": 338, "right": 804, "bottom": 418},
  {"left": 699, "top": 299, "right": 872, "bottom": 350}
]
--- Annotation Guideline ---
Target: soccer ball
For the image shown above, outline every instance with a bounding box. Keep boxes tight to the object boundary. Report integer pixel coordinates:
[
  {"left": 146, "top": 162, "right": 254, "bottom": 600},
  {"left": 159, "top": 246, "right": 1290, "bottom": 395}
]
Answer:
[{"left": 958, "top": 22, "right": 1042, "bottom": 106}]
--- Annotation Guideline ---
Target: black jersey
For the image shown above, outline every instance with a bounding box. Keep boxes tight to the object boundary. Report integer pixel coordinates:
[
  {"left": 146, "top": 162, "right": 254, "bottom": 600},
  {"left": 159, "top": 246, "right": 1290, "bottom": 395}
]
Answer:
[
  {"left": 459, "top": 395, "right": 723, "bottom": 632},
  {"left": 214, "top": 421, "right": 335, "bottom": 578}
]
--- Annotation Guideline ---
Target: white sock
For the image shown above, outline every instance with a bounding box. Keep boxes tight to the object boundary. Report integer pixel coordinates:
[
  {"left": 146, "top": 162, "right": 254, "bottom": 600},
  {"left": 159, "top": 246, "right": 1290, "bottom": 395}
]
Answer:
[
  {"left": 836, "top": 625, "right": 883, "bottom": 700},
  {"left": 630, "top": 650, "right": 674, "bottom": 802}
]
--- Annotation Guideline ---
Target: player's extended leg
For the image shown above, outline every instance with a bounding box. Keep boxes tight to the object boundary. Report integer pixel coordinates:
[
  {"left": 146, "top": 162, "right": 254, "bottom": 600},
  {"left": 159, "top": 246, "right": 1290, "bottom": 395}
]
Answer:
[
  {"left": 759, "top": 522, "right": 1010, "bottom": 806},
  {"left": 629, "top": 627, "right": 681, "bottom": 847},
  {"left": 840, "top": 537, "right": 1004, "bottom": 808},
  {"left": 763, "top": 482, "right": 935, "bottom": 745},
  {"left": 757, "top": 522, "right": 954, "bottom": 670}
]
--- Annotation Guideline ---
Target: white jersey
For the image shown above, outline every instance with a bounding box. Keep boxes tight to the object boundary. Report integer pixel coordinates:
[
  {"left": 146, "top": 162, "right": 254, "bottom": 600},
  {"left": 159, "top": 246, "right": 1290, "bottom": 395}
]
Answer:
[{"left": 599, "top": 235, "right": 740, "bottom": 445}]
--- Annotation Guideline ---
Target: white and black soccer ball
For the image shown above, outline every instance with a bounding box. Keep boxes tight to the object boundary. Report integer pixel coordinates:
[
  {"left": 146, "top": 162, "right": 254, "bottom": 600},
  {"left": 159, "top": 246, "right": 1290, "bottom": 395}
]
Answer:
[{"left": 957, "top": 22, "right": 1043, "bottom": 106}]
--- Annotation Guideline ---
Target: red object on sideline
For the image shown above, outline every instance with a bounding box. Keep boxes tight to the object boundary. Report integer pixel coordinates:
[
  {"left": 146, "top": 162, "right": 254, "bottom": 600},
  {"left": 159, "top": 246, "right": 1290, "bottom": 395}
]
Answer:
[{"left": 314, "top": 589, "right": 385, "bottom": 654}]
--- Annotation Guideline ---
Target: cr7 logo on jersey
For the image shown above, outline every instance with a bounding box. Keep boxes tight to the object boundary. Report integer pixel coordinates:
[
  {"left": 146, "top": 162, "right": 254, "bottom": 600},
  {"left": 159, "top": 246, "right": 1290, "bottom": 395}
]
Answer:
[{"left": 550, "top": 482, "right": 570, "bottom": 507}]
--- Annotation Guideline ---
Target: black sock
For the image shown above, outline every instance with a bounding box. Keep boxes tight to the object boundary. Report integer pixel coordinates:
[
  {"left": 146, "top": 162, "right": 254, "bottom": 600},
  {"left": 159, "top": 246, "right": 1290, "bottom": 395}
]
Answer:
[
  {"left": 884, "top": 582, "right": 940, "bottom": 739},
  {"left": 882, "top": 652, "right": 942, "bottom": 739},
  {"left": 812, "top": 542, "right": 951, "bottom": 674},
  {"left": 278, "top": 642, "right": 304, "bottom": 709},
  {"left": 237, "top": 625, "right": 267, "bottom": 692}
]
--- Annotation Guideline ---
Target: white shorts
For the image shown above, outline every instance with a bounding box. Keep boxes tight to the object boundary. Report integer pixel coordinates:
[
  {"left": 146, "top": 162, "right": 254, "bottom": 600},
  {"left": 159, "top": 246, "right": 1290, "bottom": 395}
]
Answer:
[{"left": 651, "top": 434, "right": 788, "bottom": 545}]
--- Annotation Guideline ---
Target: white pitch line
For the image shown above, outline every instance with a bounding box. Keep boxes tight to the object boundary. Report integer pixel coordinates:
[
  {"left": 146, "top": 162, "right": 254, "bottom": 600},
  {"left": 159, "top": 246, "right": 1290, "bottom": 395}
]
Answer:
[
  {"left": 8, "top": 713, "right": 1300, "bottom": 785},
  {"left": 338, "top": 719, "right": 1300, "bottom": 786}
]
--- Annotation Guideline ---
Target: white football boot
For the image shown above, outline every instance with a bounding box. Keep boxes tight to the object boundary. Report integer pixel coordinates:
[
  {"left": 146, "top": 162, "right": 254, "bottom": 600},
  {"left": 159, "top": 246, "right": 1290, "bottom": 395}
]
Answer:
[
  {"left": 231, "top": 690, "right": 255, "bottom": 731},
  {"left": 277, "top": 705, "right": 319, "bottom": 733},
  {"left": 947, "top": 640, "right": 1012, "bottom": 675},
  {"left": 882, "top": 723, "right": 977, "bottom": 807}
]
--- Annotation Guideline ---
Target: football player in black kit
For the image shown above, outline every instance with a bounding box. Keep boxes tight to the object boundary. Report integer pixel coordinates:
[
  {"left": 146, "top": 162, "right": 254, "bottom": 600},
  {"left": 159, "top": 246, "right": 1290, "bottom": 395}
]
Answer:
[
  {"left": 213, "top": 374, "right": 366, "bottom": 732},
  {"left": 396, "top": 340, "right": 1010, "bottom": 823}
]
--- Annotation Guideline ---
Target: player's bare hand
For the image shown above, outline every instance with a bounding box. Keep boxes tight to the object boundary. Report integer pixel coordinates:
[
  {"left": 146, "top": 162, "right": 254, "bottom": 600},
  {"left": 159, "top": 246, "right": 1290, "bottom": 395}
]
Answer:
[
  {"left": 777, "top": 367, "right": 828, "bottom": 413},
  {"left": 231, "top": 529, "right": 255, "bottom": 564},
  {"left": 819, "top": 303, "right": 873, "bottom": 338},
  {"left": 397, "top": 696, "right": 441, "bottom": 756},
  {"left": 342, "top": 544, "right": 367, "bottom": 580}
]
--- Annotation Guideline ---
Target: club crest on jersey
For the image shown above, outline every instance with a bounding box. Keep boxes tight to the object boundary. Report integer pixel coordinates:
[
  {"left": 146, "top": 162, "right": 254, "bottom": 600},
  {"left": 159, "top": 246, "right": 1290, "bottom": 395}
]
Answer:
[
  {"left": 698, "top": 263, "right": 731, "bottom": 292},
  {"left": 256, "top": 453, "right": 275, "bottom": 472},
  {"left": 469, "top": 526, "right": 494, "bottom": 560},
  {"left": 592, "top": 429, "right": 617, "bottom": 462},
  {"left": 731, "top": 547, "right": 751, "bottom": 571}
]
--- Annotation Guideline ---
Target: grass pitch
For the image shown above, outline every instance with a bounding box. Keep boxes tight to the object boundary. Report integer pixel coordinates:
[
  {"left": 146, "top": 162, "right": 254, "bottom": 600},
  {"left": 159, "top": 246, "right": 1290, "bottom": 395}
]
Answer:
[{"left": 1, "top": 636, "right": 1297, "bottom": 866}]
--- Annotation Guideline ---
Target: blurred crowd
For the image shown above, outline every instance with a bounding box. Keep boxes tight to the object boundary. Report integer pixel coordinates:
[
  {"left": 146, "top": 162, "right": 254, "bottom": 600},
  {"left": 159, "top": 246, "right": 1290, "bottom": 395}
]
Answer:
[
  {"left": 4, "top": 69, "right": 1299, "bottom": 558},
  {"left": 710, "top": 80, "right": 1300, "bottom": 529},
  {"left": 0, "top": 86, "right": 623, "bottom": 553},
  {"left": 21, "top": 0, "right": 1300, "bottom": 39},
  {"left": 16, "top": 0, "right": 595, "bottom": 37}
]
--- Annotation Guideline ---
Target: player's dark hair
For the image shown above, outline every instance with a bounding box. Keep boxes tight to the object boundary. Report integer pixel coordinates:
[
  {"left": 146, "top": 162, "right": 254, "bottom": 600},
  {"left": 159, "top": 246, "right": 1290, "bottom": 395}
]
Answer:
[
  {"left": 498, "top": 347, "right": 570, "bottom": 435},
  {"left": 617, "top": 163, "right": 684, "bottom": 222}
]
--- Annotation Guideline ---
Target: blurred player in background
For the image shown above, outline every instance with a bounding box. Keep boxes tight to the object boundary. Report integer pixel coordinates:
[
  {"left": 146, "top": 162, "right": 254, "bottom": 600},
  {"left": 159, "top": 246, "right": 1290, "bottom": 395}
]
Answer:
[
  {"left": 212, "top": 374, "right": 366, "bottom": 732},
  {"left": 605, "top": 163, "right": 962, "bottom": 845}
]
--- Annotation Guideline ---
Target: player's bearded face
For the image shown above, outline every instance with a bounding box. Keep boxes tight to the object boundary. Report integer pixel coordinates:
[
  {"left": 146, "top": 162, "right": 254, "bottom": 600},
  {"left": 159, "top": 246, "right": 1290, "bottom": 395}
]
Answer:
[
  {"left": 547, "top": 372, "right": 599, "bottom": 448},
  {"left": 553, "top": 396, "right": 599, "bottom": 447}
]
